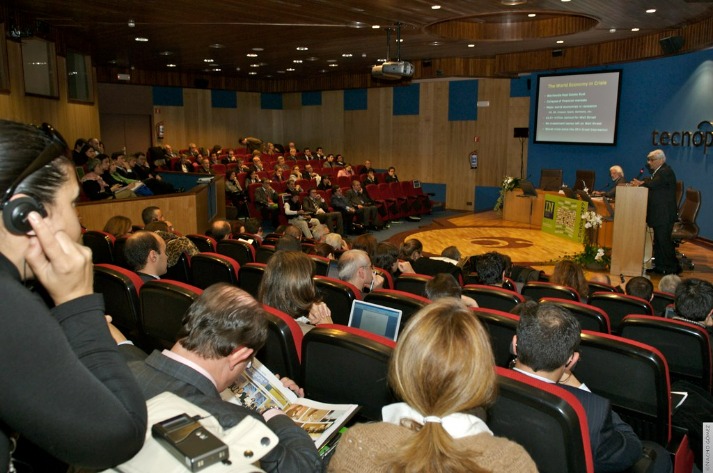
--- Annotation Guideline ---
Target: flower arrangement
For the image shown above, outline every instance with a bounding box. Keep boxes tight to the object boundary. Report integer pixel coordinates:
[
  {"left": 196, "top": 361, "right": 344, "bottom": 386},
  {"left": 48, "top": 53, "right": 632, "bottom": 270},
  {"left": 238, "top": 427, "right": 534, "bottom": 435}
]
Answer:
[
  {"left": 494, "top": 176, "right": 520, "bottom": 212},
  {"left": 569, "top": 211, "right": 611, "bottom": 270}
]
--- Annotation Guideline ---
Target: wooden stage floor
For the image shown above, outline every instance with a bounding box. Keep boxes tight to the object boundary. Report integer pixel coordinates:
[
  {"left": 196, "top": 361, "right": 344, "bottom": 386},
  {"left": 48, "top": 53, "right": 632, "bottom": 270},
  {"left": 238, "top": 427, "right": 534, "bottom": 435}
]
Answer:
[{"left": 387, "top": 210, "right": 713, "bottom": 286}]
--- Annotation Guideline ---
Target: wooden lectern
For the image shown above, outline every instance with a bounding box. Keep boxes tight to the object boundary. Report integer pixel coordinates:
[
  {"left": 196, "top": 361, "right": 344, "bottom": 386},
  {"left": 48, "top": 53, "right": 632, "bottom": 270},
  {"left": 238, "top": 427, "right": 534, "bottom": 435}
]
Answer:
[{"left": 610, "top": 186, "right": 649, "bottom": 276}]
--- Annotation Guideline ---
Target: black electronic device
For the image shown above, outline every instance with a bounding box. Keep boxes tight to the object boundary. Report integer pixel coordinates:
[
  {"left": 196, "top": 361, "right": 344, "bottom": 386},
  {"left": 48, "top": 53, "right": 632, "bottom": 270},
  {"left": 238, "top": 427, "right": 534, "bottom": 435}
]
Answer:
[{"left": 152, "top": 413, "right": 229, "bottom": 472}]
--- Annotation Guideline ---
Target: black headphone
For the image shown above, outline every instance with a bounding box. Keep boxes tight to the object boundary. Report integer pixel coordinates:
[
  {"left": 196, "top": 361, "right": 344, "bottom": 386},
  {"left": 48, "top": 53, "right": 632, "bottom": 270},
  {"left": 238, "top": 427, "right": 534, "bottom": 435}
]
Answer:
[{"left": 1, "top": 123, "right": 68, "bottom": 235}]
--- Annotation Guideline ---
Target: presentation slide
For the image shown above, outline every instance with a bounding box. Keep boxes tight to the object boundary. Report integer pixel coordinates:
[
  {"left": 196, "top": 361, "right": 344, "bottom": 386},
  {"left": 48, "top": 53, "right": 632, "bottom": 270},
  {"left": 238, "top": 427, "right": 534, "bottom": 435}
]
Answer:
[{"left": 535, "top": 71, "right": 622, "bottom": 145}]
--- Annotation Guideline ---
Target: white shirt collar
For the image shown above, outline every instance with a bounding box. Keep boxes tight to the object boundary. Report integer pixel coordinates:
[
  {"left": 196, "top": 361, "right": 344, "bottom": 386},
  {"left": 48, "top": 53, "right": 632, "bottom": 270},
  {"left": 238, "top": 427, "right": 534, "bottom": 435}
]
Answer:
[{"left": 162, "top": 349, "right": 218, "bottom": 389}]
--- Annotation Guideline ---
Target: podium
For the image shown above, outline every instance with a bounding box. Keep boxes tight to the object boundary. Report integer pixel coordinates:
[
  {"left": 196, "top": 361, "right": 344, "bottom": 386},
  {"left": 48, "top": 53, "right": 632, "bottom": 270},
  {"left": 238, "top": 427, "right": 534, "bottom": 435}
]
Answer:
[{"left": 610, "top": 186, "right": 649, "bottom": 276}]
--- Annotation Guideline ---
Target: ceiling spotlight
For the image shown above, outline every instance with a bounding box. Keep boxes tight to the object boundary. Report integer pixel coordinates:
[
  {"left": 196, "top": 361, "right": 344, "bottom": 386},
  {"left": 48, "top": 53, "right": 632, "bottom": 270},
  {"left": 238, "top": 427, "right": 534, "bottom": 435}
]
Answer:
[
  {"left": 501, "top": 0, "right": 527, "bottom": 5},
  {"left": 342, "top": 53, "right": 353, "bottom": 57},
  {"left": 247, "top": 53, "right": 258, "bottom": 57},
  {"left": 212, "top": 68, "right": 222, "bottom": 72},
  {"left": 159, "top": 51, "right": 173, "bottom": 56},
  {"left": 326, "top": 59, "right": 337, "bottom": 63},
  {"left": 250, "top": 63, "right": 260, "bottom": 67},
  {"left": 203, "top": 58, "right": 214, "bottom": 63},
  {"left": 286, "top": 68, "right": 295, "bottom": 72},
  {"left": 306, "top": 56, "right": 319, "bottom": 61},
  {"left": 248, "top": 71, "right": 257, "bottom": 75},
  {"left": 467, "top": 44, "right": 475, "bottom": 48},
  {"left": 293, "top": 59, "right": 303, "bottom": 63},
  {"left": 277, "top": 70, "right": 285, "bottom": 74},
  {"left": 631, "top": 27, "right": 640, "bottom": 32},
  {"left": 556, "top": 40, "right": 564, "bottom": 44},
  {"left": 528, "top": 13, "right": 536, "bottom": 17},
  {"left": 329, "top": 64, "right": 338, "bottom": 67},
  {"left": 296, "top": 46, "right": 308, "bottom": 51},
  {"left": 209, "top": 43, "right": 225, "bottom": 49},
  {"left": 252, "top": 47, "right": 264, "bottom": 51},
  {"left": 166, "top": 64, "right": 176, "bottom": 68},
  {"left": 431, "top": 5, "right": 441, "bottom": 9},
  {"left": 372, "top": 25, "right": 380, "bottom": 29},
  {"left": 646, "top": 9, "right": 656, "bottom": 13},
  {"left": 127, "top": 19, "right": 135, "bottom": 28},
  {"left": 134, "top": 37, "right": 148, "bottom": 42},
  {"left": 609, "top": 28, "right": 617, "bottom": 33},
  {"left": 235, "top": 67, "right": 241, "bottom": 71},
  {"left": 377, "top": 58, "right": 386, "bottom": 63}
]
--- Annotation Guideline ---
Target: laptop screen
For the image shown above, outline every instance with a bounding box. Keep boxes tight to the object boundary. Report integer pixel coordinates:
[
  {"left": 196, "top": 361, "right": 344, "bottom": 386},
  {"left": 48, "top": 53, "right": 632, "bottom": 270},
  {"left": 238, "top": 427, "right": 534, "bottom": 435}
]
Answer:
[
  {"left": 412, "top": 180, "right": 421, "bottom": 189},
  {"left": 348, "top": 300, "right": 403, "bottom": 341},
  {"left": 326, "top": 260, "right": 340, "bottom": 279}
]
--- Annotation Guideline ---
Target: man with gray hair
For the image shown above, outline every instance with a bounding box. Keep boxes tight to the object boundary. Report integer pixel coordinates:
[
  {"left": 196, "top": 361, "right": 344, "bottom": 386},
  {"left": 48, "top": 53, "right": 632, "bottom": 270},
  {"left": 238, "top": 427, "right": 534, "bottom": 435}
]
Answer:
[
  {"left": 631, "top": 149, "right": 680, "bottom": 275},
  {"left": 338, "top": 249, "right": 383, "bottom": 296},
  {"left": 593, "top": 165, "right": 625, "bottom": 199}
]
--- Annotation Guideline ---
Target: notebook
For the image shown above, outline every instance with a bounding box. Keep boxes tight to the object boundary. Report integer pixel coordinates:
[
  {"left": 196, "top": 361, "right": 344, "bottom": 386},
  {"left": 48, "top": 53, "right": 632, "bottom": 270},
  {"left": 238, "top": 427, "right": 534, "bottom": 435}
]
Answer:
[{"left": 347, "top": 300, "right": 403, "bottom": 341}]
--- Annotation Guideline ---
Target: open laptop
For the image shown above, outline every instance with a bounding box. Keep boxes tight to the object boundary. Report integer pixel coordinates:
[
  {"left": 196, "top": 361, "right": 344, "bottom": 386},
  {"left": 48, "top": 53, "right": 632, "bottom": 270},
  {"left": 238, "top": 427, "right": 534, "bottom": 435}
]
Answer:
[
  {"left": 561, "top": 186, "right": 577, "bottom": 199},
  {"left": 412, "top": 179, "right": 421, "bottom": 189},
  {"left": 517, "top": 179, "right": 538, "bottom": 197},
  {"left": 347, "top": 299, "right": 403, "bottom": 341},
  {"left": 576, "top": 189, "right": 596, "bottom": 210},
  {"left": 326, "top": 259, "right": 340, "bottom": 279}
]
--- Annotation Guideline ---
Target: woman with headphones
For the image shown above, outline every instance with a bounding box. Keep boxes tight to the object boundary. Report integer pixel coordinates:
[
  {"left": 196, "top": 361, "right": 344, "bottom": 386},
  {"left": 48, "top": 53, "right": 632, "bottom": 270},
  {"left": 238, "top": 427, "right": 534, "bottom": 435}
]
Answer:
[{"left": 0, "top": 120, "right": 147, "bottom": 472}]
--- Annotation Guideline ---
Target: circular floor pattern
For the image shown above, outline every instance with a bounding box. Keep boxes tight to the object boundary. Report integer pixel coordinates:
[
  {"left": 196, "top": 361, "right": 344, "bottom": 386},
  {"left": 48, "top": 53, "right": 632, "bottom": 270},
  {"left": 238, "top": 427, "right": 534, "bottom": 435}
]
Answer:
[{"left": 408, "top": 226, "right": 584, "bottom": 265}]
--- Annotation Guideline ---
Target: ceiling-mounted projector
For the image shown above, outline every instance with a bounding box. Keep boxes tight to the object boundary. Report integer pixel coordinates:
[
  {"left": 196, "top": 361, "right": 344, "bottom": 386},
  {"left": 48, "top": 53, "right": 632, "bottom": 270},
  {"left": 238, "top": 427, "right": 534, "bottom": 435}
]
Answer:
[{"left": 371, "top": 61, "right": 414, "bottom": 80}]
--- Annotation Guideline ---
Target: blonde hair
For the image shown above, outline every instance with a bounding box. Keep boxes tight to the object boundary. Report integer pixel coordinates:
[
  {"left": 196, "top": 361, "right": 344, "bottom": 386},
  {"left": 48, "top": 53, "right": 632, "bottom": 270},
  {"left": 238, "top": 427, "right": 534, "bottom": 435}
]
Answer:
[
  {"left": 552, "top": 259, "right": 589, "bottom": 298},
  {"left": 385, "top": 299, "right": 496, "bottom": 473},
  {"left": 103, "top": 215, "right": 132, "bottom": 238}
]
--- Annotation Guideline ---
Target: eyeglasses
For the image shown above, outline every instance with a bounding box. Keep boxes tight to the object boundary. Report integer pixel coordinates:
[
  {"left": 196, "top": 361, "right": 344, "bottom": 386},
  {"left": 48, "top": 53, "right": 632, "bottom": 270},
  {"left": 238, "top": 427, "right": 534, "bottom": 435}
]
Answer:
[{"left": 2, "top": 123, "right": 68, "bottom": 206}]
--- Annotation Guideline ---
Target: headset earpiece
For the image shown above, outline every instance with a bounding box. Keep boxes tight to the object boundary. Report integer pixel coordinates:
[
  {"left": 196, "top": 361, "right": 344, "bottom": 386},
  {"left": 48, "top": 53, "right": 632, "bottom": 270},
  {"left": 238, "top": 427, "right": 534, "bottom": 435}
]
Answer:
[{"left": 2, "top": 195, "right": 46, "bottom": 235}]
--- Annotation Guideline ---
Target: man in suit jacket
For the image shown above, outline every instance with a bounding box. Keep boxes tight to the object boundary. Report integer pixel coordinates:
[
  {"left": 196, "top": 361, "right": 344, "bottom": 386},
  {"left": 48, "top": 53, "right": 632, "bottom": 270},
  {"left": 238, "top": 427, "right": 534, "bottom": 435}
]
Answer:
[
  {"left": 124, "top": 231, "right": 167, "bottom": 282},
  {"left": 303, "top": 187, "right": 344, "bottom": 235},
  {"left": 631, "top": 149, "right": 680, "bottom": 274},
  {"left": 512, "top": 303, "right": 671, "bottom": 473},
  {"left": 118, "top": 283, "right": 322, "bottom": 472},
  {"left": 330, "top": 186, "right": 356, "bottom": 234},
  {"left": 254, "top": 179, "right": 280, "bottom": 229},
  {"left": 592, "top": 165, "right": 625, "bottom": 199},
  {"left": 345, "top": 180, "right": 380, "bottom": 229}
]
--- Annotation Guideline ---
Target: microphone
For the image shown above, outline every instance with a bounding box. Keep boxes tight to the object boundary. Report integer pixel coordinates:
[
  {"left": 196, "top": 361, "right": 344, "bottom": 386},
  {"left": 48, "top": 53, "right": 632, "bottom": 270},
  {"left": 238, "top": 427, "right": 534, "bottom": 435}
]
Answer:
[
  {"left": 636, "top": 168, "right": 645, "bottom": 180},
  {"left": 581, "top": 179, "right": 589, "bottom": 194}
]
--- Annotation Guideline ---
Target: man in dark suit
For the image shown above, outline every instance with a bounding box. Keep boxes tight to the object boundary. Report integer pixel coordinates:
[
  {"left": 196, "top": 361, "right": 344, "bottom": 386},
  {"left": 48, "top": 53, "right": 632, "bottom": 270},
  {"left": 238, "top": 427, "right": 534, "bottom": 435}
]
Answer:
[
  {"left": 345, "top": 180, "right": 380, "bottom": 229},
  {"left": 254, "top": 179, "right": 280, "bottom": 230},
  {"left": 118, "top": 283, "right": 322, "bottom": 472},
  {"left": 512, "top": 303, "right": 671, "bottom": 473},
  {"left": 124, "top": 231, "right": 167, "bottom": 282},
  {"left": 631, "top": 149, "right": 681, "bottom": 274}
]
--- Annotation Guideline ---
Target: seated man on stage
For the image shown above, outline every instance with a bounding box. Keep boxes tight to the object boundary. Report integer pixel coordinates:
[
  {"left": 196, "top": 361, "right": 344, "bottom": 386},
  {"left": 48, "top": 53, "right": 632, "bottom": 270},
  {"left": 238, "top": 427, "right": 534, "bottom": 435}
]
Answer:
[{"left": 592, "top": 165, "right": 625, "bottom": 199}]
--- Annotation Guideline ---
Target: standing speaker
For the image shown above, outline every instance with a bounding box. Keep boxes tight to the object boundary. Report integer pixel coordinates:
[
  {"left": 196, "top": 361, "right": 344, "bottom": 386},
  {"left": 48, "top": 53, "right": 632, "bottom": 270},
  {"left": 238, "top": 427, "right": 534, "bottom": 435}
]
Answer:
[{"left": 659, "top": 36, "right": 684, "bottom": 55}]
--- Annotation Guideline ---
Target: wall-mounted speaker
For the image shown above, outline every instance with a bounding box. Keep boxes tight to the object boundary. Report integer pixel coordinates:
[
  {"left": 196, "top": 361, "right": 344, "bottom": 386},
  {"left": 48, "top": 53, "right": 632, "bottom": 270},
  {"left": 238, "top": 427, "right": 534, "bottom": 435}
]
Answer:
[
  {"left": 552, "top": 49, "right": 564, "bottom": 58},
  {"left": 514, "top": 127, "right": 529, "bottom": 138},
  {"left": 659, "top": 36, "right": 685, "bottom": 55}
]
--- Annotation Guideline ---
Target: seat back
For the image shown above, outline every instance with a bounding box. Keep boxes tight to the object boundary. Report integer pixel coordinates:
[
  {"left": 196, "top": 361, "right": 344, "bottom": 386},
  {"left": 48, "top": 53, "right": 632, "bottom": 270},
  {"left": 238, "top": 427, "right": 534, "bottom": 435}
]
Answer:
[
  {"left": 540, "top": 297, "right": 611, "bottom": 333},
  {"left": 307, "top": 254, "right": 330, "bottom": 276},
  {"left": 255, "top": 244, "right": 276, "bottom": 264},
  {"left": 94, "top": 264, "right": 144, "bottom": 334},
  {"left": 112, "top": 236, "right": 130, "bottom": 269},
  {"left": 651, "top": 291, "right": 675, "bottom": 316},
  {"left": 186, "top": 234, "right": 217, "bottom": 252},
  {"left": 587, "top": 292, "right": 653, "bottom": 333},
  {"left": 83, "top": 230, "right": 115, "bottom": 264},
  {"left": 576, "top": 331, "right": 671, "bottom": 445},
  {"left": 233, "top": 232, "right": 262, "bottom": 249},
  {"left": 140, "top": 280, "right": 203, "bottom": 349},
  {"left": 675, "top": 180, "right": 684, "bottom": 210},
  {"left": 587, "top": 281, "right": 619, "bottom": 295},
  {"left": 190, "top": 252, "right": 240, "bottom": 289},
  {"left": 620, "top": 315, "right": 712, "bottom": 392},
  {"left": 238, "top": 262, "right": 267, "bottom": 297},
  {"left": 259, "top": 305, "right": 303, "bottom": 382},
  {"left": 462, "top": 284, "right": 525, "bottom": 312},
  {"left": 163, "top": 252, "right": 192, "bottom": 284},
  {"left": 672, "top": 187, "right": 701, "bottom": 240},
  {"left": 363, "top": 289, "right": 430, "bottom": 332},
  {"left": 373, "top": 267, "right": 394, "bottom": 290},
  {"left": 572, "top": 169, "right": 595, "bottom": 192},
  {"left": 394, "top": 273, "right": 432, "bottom": 297},
  {"left": 522, "top": 281, "right": 580, "bottom": 302},
  {"left": 470, "top": 308, "right": 519, "bottom": 368},
  {"left": 489, "top": 368, "right": 594, "bottom": 473},
  {"left": 313, "top": 275, "right": 362, "bottom": 325},
  {"left": 301, "top": 325, "right": 396, "bottom": 420},
  {"left": 539, "top": 168, "right": 563, "bottom": 191},
  {"left": 217, "top": 239, "right": 256, "bottom": 266}
]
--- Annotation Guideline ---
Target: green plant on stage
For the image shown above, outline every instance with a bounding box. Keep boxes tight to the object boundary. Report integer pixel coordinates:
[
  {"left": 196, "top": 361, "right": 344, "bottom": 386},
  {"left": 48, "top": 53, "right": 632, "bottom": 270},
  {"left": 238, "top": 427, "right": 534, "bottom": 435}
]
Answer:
[{"left": 494, "top": 176, "right": 521, "bottom": 213}]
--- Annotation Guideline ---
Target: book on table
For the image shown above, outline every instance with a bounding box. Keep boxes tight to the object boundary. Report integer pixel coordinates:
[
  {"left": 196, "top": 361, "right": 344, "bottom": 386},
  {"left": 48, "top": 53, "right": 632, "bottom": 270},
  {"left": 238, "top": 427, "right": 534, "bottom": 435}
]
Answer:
[{"left": 222, "top": 358, "right": 359, "bottom": 450}]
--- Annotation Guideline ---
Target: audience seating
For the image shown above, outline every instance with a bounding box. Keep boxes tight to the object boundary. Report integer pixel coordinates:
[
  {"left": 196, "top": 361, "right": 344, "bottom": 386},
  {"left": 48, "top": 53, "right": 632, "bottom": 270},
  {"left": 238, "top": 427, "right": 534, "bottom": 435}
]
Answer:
[
  {"left": 112, "top": 236, "right": 130, "bottom": 269},
  {"left": 502, "top": 277, "right": 518, "bottom": 292},
  {"left": 307, "top": 254, "right": 330, "bottom": 276},
  {"left": 489, "top": 368, "right": 594, "bottom": 473},
  {"left": 217, "top": 239, "right": 256, "bottom": 266},
  {"left": 540, "top": 297, "right": 611, "bottom": 334},
  {"left": 255, "top": 244, "right": 276, "bottom": 264},
  {"left": 365, "top": 183, "right": 396, "bottom": 221},
  {"left": 83, "top": 230, "right": 115, "bottom": 264},
  {"left": 363, "top": 289, "right": 430, "bottom": 332},
  {"left": 394, "top": 273, "right": 432, "bottom": 297},
  {"left": 521, "top": 281, "right": 580, "bottom": 302},
  {"left": 587, "top": 280, "right": 620, "bottom": 295},
  {"left": 313, "top": 276, "right": 362, "bottom": 325},
  {"left": 675, "top": 180, "right": 684, "bottom": 211},
  {"left": 140, "top": 280, "right": 203, "bottom": 350},
  {"left": 233, "top": 232, "right": 262, "bottom": 249},
  {"left": 373, "top": 267, "right": 394, "bottom": 290},
  {"left": 470, "top": 308, "right": 519, "bottom": 368},
  {"left": 301, "top": 325, "right": 396, "bottom": 421},
  {"left": 261, "top": 233, "right": 281, "bottom": 246},
  {"left": 186, "top": 234, "right": 217, "bottom": 252},
  {"left": 672, "top": 187, "right": 701, "bottom": 270},
  {"left": 238, "top": 262, "right": 267, "bottom": 297},
  {"left": 587, "top": 292, "right": 654, "bottom": 334},
  {"left": 93, "top": 263, "right": 143, "bottom": 336},
  {"left": 651, "top": 291, "right": 675, "bottom": 317},
  {"left": 258, "top": 305, "right": 303, "bottom": 383},
  {"left": 163, "top": 252, "right": 192, "bottom": 284},
  {"left": 190, "top": 252, "right": 240, "bottom": 289},
  {"left": 462, "top": 284, "right": 525, "bottom": 312},
  {"left": 620, "top": 315, "right": 712, "bottom": 392}
]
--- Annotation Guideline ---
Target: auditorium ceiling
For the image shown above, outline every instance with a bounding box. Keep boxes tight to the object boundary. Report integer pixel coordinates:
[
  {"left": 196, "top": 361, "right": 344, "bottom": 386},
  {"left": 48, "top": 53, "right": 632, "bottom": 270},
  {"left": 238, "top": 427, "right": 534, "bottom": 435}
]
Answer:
[{"left": 5, "top": 0, "right": 713, "bottom": 80}]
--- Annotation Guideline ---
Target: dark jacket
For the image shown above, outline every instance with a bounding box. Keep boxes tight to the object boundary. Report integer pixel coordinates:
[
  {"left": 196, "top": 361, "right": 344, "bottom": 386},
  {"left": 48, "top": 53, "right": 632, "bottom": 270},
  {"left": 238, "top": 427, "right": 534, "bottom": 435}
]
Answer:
[{"left": 641, "top": 163, "right": 677, "bottom": 227}]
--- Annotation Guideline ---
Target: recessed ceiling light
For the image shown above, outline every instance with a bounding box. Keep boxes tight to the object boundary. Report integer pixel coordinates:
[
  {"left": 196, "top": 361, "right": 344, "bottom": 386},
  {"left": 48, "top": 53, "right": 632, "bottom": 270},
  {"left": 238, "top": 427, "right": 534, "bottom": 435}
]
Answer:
[
  {"left": 277, "top": 70, "right": 285, "bottom": 74},
  {"left": 556, "top": 40, "right": 564, "bottom": 44},
  {"left": 377, "top": 58, "right": 387, "bottom": 63},
  {"left": 306, "top": 56, "right": 319, "bottom": 61},
  {"left": 212, "top": 68, "right": 222, "bottom": 72},
  {"left": 127, "top": 19, "right": 135, "bottom": 28},
  {"left": 252, "top": 47, "right": 264, "bottom": 51},
  {"left": 631, "top": 27, "right": 640, "bottom": 32},
  {"left": 372, "top": 25, "right": 380, "bottom": 29},
  {"left": 431, "top": 41, "right": 441, "bottom": 46},
  {"left": 397, "top": 39, "right": 404, "bottom": 42},
  {"left": 609, "top": 28, "right": 616, "bottom": 33},
  {"left": 166, "top": 63, "right": 176, "bottom": 67},
  {"left": 467, "top": 44, "right": 475, "bottom": 48},
  {"left": 209, "top": 43, "right": 225, "bottom": 49},
  {"left": 321, "top": 69, "right": 328, "bottom": 73},
  {"left": 528, "top": 13, "right": 536, "bottom": 17},
  {"left": 432, "top": 5, "right": 441, "bottom": 9},
  {"left": 361, "top": 53, "right": 367, "bottom": 57},
  {"left": 293, "top": 59, "right": 303, "bottom": 63},
  {"left": 247, "top": 53, "right": 258, "bottom": 57},
  {"left": 135, "top": 37, "right": 148, "bottom": 42},
  {"left": 646, "top": 9, "right": 656, "bottom": 13},
  {"left": 250, "top": 63, "right": 260, "bottom": 67},
  {"left": 248, "top": 71, "right": 257, "bottom": 75},
  {"left": 204, "top": 58, "right": 214, "bottom": 63},
  {"left": 159, "top": 51, "right": 173, "bottom": 56},
  {"left": 286, "top": 68, "right": 295, "bottom": 72},
  {"left": 235, "top": 67, "right": 241, "bottom": 71},
  {"left": 296, "top": 46, "right": 308, "bottom": 51},
  {"left": 352, "top": 22, "right": 366, "bottom": 28},
  {"left": 342, "top": 53, "right": 353, "bottom": 57},
  {"left": 329, "top": 64, "right": 338, "bottom": 67},
  {"left": 501, "top": 0, "right": 527, "bottom": 4},
  {"left": 561, "top": 0, "right": 570, "bottom": 2},
  {"left": 326, "top": 59, "right": 338, "bottom": 63}
]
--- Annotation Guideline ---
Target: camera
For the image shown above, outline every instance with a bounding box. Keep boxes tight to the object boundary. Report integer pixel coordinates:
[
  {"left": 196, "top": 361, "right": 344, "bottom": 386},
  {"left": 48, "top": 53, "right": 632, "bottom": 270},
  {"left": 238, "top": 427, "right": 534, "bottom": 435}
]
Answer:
[{"left": 152, "top": 413, "right": 229, "bottom": 472}]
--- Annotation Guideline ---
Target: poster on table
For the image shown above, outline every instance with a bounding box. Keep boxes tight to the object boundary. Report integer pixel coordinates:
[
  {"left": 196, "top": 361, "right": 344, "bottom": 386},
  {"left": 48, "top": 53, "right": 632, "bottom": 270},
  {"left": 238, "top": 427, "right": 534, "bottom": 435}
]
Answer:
[{"left": 541, "top": 194, "right": 587, "bottom": 243}]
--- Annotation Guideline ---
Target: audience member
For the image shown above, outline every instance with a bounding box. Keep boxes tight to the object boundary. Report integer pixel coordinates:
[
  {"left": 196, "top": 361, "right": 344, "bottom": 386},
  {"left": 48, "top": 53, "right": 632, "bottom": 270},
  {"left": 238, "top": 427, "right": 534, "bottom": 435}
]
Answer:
[
  {"left": 474, "top": 252, "right": 508, "bottom": 286},
  {"left": 318, "top": 175, "right": 333, "bottom": 191},
  {"left": 173, "top": 154, "right": 193, "bottom": 173},
  {"left": 592, "top": 165, "right": 625, "bottom": 199},
  {"left": 283, "top": 224, "right": 303, "bottom": 241},
  {"left": 658, "top": 274, "right": 682, "bottom": 295},
  {"left": 673, "top": 278, "right": 713, "bottom": 332},
  {"left": 512, "top": 303, "right": 671, "bottom": 473},
  {"left": 81, "top": 158, "right": 124, "bottom": 200},
  {"left": 400, "top": 238, "right": 461, "bottom": 280},
  {"left": 425, "top": 273, "right": 478, "bottom": 307},
  {"left": 254, "top": 179, "right": 280, "bottom": 230},
  {"left": 116, "top": 283, "right": 321, "bottom": 471},
  {"left": 245, "top": 169, "right": 261, "bottom": 186},
  {"left": 338, "top": 249, "right": 383, "bottom": 296},
  {"left": 359, "top": 159, "right": 375, "bottom": 175},
  {"left": 345, "top": 180, "right": 380, "bottom": 230},
  {"left": 329, "top": 299, "right": 536, "bottom": 472},
  {"left": 210, "top": 219, "right": 232, "bottom": 241},
  {"left": 284, "top": 191, "right": 319, "bottom": 239},
  {"left": 311, "top": 223, "right": 330, "bottom": 243},
  {"left": 103, "top": 215, "right": 133, "bottom": 238},
  {"left": 141, "top": 206, "right": 164, "bottom": 226},
  {"left": 384, "top": 166, "right": 399, "bottom": 183},
  {"left": 551, "top": 259, "right": 589, "bottom": 299},
  {"left": 372, "top": 241, "right": 414, "bottom": 278},
  {"left": 330, "top": 186, "right": 357, "bottom": 234},
  {"left": 239, "top": 136, "right": 263, "bottom": 153},
  {"left": 0, "top": 119, "right": 147, "bottom": 470},
  {"left": 625, "top": 276, "right": 654, "bottom": 301},
  {"left": 275, "top": 235, "right": 303, "bottom": 252},
  {"left": 311, "top": 242, "right": 335, "bottom": 259},
  {"left": 258, "top": 251, "right": 333, "bottom": 333},
  {"left": 124, "top": 231, "right": 168, "bottom": 282},
  {"left": 350, "top": 233, "right": 378, "bottom": 260},
  {"left": 303, "top": 188, "right": 344, "bottom": 235},
  {"left": 325, "top": 233, "right": 349, "bottom": 252}
]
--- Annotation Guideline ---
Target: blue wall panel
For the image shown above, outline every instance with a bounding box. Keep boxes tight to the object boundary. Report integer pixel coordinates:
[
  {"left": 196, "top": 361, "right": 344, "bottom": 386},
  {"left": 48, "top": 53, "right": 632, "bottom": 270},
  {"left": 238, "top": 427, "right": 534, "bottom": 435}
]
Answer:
[
  {"left": 261, "top": 93, "right": 283, "bottom": 110},
  {"left": 344, "top": 88, "right": 368, "bottom": 111},
  {"left": 393, "top": 84, "right": 420, "bottom": 116},
  {"left": 448, "top": 80, "right": 478, "bottom": 121},
  {"left": 211, "top": 90, "right": 237, "bottom": 108},
  {"left": 152, "top": 86, "right": 183, "bottom": 106}
]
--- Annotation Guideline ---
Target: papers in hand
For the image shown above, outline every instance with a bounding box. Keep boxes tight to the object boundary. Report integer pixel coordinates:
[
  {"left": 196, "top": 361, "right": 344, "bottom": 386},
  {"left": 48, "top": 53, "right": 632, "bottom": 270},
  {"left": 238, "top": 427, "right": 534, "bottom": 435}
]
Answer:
[{"left": 223, "top": 359, "right": 358, "bottom": 449}]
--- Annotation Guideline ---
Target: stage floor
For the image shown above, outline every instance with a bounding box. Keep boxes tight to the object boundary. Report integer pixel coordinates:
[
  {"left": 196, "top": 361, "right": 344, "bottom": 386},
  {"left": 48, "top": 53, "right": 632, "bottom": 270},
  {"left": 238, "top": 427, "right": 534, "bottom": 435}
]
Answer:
[{"left": 389, "top": 210, "right": 713, "bottom": 285}]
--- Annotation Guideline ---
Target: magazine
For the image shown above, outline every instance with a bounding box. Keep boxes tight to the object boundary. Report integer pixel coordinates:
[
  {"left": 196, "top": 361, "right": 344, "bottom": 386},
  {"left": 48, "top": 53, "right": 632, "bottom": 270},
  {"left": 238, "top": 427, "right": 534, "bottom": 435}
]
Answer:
[{"left": 223, "top": 359, "right": 359, "bottom": 449}]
